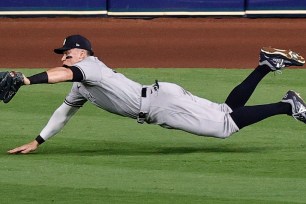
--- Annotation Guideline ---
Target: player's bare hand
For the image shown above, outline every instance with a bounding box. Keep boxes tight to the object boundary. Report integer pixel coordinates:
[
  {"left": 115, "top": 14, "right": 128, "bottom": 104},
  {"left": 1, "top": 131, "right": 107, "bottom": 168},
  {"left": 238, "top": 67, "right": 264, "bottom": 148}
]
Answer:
[
  {"left": 22, "top": 75, "right": 30, "bottom": 85},
  {"left": 8, "top": 140, "right": 39, "bottom": 154}
]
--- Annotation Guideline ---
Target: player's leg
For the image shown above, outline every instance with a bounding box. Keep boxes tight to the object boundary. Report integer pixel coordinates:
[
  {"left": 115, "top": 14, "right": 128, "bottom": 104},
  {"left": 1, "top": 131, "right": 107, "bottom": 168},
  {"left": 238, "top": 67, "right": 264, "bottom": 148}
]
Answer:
[
  {"left": 149, "top": 92, "right": 239, "bottom": 138},
  {"left": 225, "top": 64, "right": 270, "bottom": 110},
  {"left": 225, "top": 47, "right": 305, "bottom": 110},
  {"left": 156, "top": 82, "right": 231, "bottom": 112},
  {"left": 230, "top": 90, "right": 306, "bottom": 129},
  {"left": 149, "top": 88, "right": 306, "bottom": 138}
]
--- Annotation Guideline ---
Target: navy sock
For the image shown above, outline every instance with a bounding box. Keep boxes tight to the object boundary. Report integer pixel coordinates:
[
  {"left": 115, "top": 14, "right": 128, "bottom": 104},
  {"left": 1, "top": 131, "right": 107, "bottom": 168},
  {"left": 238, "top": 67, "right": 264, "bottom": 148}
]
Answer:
[
  {"left": 225, "top": 65, "right": 271, "bottom": 110},
  {"left": 230, "top": 102, "right": 291, "bottom": 129}
]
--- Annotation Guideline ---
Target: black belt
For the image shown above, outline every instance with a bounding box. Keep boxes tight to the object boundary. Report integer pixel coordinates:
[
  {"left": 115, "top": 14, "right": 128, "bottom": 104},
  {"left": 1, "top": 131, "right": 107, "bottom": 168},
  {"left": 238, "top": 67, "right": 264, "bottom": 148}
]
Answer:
[
  {"left": 138, "top": 81, "right": 159, "bottom": 124},
  {"left": 141, "top": 87, "right": 147, "bottom": 97},
  {"left": 137, "top": 87, "right": 148, "bottom": 124},
  {"left": 141, "top": 80, "right": 159, "bottom": 98}
]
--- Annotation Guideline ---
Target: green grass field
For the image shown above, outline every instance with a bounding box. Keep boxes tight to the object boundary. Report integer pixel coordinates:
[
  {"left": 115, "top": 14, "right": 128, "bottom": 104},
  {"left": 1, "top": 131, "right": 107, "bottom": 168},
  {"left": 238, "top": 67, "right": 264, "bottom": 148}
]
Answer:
[{"left": 1, "top": 68, "right": 306, "bottom": 204}]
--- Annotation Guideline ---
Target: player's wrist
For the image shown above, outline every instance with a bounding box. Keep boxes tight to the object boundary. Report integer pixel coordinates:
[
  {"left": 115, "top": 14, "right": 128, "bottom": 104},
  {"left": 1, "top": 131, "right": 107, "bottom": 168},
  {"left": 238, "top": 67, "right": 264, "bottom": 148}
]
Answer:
[
  {"left": 35, "top": 135, "right": 45, "bottom": 145},
  {"left": 23, "top": 76, "right": 30, "bottom": 85},
  {"left": 28, "top": 72, "right": 48, "bottom": 84}
]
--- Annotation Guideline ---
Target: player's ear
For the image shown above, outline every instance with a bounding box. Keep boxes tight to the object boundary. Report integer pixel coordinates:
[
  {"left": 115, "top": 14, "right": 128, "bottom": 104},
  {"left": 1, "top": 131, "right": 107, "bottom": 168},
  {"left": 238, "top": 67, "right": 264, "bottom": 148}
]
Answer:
[{"left": 79, "top": 49, "right": 88, "bottom": 60}]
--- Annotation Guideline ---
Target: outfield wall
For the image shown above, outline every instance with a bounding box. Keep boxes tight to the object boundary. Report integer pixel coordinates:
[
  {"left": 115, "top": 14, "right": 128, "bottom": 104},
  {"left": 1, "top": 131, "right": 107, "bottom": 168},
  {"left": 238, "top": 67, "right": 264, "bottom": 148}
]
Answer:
[
  {"left": 246, "top": 0, "right": 306, "bottom": 16},
  {"left": 0, "top": 0, "right": 107, "bottom": 15},
  {"left": 0, "top": 0, "right": 306, "bottom": 16},
  {"left": 107, "top": 0, "right": 245, "bottom": 16}
]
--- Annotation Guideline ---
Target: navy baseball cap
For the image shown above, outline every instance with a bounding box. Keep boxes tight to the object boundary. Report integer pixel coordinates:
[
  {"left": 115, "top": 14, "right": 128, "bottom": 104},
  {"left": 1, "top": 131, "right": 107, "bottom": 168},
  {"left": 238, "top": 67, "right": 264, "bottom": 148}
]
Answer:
[{"left": 54, "top": 35, "right": 94, "bottom": 55}]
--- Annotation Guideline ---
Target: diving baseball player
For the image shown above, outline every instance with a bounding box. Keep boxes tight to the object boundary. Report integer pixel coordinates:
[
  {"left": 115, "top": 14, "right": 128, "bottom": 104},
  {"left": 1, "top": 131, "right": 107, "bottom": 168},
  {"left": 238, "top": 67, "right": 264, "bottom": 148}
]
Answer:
[{"left": 5, "top": 34, "right": 306, "bottom": 154}]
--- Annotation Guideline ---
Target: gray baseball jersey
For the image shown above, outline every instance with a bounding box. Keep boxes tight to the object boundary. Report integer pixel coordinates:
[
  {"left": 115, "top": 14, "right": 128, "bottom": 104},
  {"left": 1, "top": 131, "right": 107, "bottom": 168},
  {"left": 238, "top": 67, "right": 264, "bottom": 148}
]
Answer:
[
  {"left": 65, "top": 56, "right": 142, "bottom": 119},
  {"left": 64, "top": 56, "right": 239, "bottom": 138}
]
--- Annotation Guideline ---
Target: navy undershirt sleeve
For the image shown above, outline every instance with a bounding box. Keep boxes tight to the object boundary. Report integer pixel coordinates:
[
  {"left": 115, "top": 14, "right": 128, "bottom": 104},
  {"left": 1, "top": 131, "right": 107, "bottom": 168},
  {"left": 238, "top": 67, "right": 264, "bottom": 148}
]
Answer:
[{"left": 63, "top": 65, "right": 84, "bottom": 82}]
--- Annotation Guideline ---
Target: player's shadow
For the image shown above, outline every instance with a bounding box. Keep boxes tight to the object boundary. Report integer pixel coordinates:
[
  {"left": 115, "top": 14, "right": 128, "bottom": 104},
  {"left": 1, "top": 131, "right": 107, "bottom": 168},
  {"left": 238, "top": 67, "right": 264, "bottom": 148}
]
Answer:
[{"left": 35, "top": 140, "right": 267, "bottom": 156}]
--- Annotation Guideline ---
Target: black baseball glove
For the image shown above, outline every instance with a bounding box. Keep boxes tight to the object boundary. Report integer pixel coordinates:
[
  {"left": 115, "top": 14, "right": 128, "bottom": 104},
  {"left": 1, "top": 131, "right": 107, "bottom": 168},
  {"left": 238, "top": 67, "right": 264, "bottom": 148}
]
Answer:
[{"left": 0, "top": 71, "right": 24, "bottom": 103}]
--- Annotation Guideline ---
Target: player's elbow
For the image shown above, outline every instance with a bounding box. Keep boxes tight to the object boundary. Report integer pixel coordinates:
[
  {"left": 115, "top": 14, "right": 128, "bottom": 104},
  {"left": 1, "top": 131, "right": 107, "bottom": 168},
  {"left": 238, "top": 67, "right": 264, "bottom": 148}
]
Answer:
[{"left": 47, "top": 67, "right": 73, "bottom": 83}]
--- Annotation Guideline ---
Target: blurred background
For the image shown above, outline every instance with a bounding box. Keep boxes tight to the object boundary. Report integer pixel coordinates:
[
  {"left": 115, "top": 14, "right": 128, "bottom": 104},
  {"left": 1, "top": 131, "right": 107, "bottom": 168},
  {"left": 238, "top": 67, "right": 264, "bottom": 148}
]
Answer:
[{"left": 0, "top": 0, "right": 306, "bottom": 69}]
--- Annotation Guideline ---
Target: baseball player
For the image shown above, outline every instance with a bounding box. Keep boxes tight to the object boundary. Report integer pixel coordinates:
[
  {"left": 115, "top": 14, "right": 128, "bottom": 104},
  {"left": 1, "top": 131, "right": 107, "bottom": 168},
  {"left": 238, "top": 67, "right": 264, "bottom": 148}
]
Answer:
[{"left": 7, "top": 34, "right": 306, "bottom": 154}]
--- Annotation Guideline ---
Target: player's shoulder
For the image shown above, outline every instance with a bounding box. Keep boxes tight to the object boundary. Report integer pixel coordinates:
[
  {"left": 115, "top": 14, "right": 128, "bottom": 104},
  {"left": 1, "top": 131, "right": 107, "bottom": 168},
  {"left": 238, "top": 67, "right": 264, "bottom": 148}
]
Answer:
[
  {"left": 75, "top": 56, "right": 100, "bottom": 70},
  {"left": 74, "top": 57, "right": 108, "bottom": 81},
  {"left": 77, "top": 56, "right": 97, "bottom": 65}
]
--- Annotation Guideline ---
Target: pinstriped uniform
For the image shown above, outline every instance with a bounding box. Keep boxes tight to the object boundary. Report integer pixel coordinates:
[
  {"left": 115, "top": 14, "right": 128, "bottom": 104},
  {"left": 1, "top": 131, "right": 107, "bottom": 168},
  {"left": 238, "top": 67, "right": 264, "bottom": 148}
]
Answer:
[{"left": 64, "top": 56, "right": 239, "bottom": 138}]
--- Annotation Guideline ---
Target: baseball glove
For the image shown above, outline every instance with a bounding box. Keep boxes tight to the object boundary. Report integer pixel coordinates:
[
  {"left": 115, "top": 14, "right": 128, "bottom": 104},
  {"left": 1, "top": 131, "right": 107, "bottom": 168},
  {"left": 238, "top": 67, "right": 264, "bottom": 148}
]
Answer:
[{"left": 0, "top": 71, "right": 24, "bottom": 103}]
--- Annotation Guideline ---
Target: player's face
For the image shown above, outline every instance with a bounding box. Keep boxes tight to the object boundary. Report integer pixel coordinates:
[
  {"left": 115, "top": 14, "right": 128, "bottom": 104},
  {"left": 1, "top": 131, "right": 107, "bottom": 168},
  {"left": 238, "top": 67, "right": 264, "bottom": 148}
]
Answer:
[{"left": 62, "top": 48, "right": 87, "bottom": 66}]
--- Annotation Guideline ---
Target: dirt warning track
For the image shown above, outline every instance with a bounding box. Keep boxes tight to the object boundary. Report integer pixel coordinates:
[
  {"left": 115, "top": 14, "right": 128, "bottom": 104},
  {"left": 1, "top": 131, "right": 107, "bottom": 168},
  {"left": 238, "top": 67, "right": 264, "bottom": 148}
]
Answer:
[{"left": 1, "top": 17, "right": 306, "bottom": 69}]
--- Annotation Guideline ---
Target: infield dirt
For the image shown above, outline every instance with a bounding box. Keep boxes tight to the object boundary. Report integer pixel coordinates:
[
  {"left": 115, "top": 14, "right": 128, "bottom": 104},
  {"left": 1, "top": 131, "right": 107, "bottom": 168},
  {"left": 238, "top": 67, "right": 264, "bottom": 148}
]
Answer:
[{"left": 1, "top": 17, "right": 306, "bottom": 69}]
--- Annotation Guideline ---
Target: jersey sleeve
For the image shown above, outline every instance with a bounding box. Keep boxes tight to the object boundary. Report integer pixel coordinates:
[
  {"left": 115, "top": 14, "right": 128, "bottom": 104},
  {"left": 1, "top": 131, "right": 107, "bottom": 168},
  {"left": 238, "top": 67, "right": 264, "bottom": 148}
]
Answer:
[
  {"left": 40, "top": 102, "right": 80, "bottom": 141},
  {"left": 74, "top": 57, "right": 103, "bottom": 83},
  {"left": 64, "top": 83, "right": 87, "bottom": 107}
]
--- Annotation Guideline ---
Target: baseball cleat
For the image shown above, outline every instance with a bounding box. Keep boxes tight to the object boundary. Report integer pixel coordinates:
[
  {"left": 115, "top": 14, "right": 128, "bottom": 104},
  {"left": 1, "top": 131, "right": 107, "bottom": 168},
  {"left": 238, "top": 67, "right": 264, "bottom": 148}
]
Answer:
[
  {"left": 282, "top": 90, "right": 306, "bottom": 123},
  {"left": 259, "top": 47, "right": 305, "bottom": 71}
]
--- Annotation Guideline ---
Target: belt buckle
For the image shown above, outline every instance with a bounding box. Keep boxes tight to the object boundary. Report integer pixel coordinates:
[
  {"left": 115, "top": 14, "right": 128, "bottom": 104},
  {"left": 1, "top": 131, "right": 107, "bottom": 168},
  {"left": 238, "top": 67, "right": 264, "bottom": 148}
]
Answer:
[{"left": 137, "top": 112, "right": 146, "bottom": 124}]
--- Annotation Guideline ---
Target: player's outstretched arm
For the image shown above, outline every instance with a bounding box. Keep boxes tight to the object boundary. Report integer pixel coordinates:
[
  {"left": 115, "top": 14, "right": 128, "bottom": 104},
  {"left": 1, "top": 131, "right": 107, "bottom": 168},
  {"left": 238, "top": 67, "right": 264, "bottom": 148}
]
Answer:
[
  {"left": 0, "top": 67, "right": 73, "bottom": 104},
  {"left": 8, "top": 103, "right": 79, "bottom": 154},
  {"left": 23, "top": 67, "right": 74, "bottom": 85},
  {"left": 8, "top": 140, "right": 39, "bottom": 154}
]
